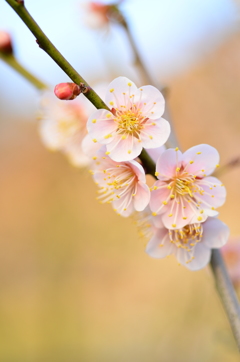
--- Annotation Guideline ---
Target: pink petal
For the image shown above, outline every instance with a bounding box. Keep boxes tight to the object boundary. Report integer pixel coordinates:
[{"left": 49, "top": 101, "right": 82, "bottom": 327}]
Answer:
[
  {"left": 150, "top": 181, "right": 171, "bottom": 214},
  {"left": 146, "top": 228, "right": 172, "bottom": 258},
  {"left": 202, "top": 218, "right": 230, "bottom": 249},
  {"left": 196, "top": 176, "right": 226, "bottom": 210},
  {"left": 156, "top": 148, "right": 183, "bottom": 180},
  {"left": 87, "top": 109, "right": 117, "bottom": 144},
  {"left": 145, "top": 145, "right": 166, "bottom": 163},
  {"left": 82, "top": 134, "right": 102, "bottom": 158},
  {"left": 134, "top": 182, "right": 150, "bottom": 211},
  {"left": 152, "top": 214, "right": 164, "bottom": 228},
  {"left": 128, "top": 160, "right": 146, "bottom": 183},
  {"left": 106, "top": 134, "right": 142, "bottom": 162},
  {"left": 140, "top": 118, "right": 171, "bottom": 149},
  {"left": 105, "top": 77, "right": 138, "bottom": 110},
  {"left": 175, "top": 243, "right": 211, "bottom": 271},
  {"left": 134, "top": 85, "right": 165, "bottom": 119},
  {"left": 182, "top": 144, "right": 220, "bottom": 177}
]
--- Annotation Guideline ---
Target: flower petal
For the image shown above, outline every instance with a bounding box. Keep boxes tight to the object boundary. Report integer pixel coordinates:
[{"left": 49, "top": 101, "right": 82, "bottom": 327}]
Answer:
[
  {"left": 133, "top": 182, "right": 150, "bottom": 211},
  {"left": 105, "top": 77, "right": 138, "bottom": 110},
  {"left": 150, "top": 181, "right": 171, "bottom": 215},
  {"left": 146, "top": 145, "right": 166, "bottom": 163},
  {"left": 175, "top": 243, "right": 211, "bottom": 271},
  {"left": 140, "top": 118, "right": 170, "bottom": 149},
  {"left": 134, "top": 85, "right": 165, "bottom": 119},
  {"left": 87, "top": 109, "right": 117, "bottom": 144},
  {"left": 106, "top": 134, "right": 142, "bottom": 162},
  {"left": 196, "top": 176, "right": 226, "bottom": 210},
  {"left": 82, "top": 134, "right": 102, "bottom": 158},
  {"left": 146, "top": 228, "right": 172, "bottom": 258},
  {"left": 202, "top": 218, "right": 230, "bottom": 249},
  {"left": 156, "top": 148, "right": 183, "bottom": 180},
  {"left": 182, "top": 144, "right": 220, "bottom": 177}
]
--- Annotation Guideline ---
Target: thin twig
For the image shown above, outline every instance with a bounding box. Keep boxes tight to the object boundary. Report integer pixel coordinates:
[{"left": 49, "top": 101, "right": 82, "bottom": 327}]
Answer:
[{"left": 0, "top": 52, "right": 47, "bottom": 90}]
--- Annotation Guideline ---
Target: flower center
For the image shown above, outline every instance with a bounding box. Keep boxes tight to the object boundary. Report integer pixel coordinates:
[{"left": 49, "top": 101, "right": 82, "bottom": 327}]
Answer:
[
  {"left": 169, "top": 223, "right": 203, "bottom": 252},
  {"left": 171, "top": 172, "right": 197, "bottom": 198},
  {"left": 97, "top": 164, "right": 136, "bottom": 204},
  {"left": 116, "top": 110, "right": 144, "bottom": 137}
]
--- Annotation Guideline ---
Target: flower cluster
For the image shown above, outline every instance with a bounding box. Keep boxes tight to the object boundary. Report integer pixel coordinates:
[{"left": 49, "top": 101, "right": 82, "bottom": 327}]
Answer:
[{"left": 39, "top": 76, "right": 229, "bottom": 270}]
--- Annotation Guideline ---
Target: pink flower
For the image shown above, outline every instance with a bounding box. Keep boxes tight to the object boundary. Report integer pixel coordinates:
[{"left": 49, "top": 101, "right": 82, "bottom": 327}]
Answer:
[
  {"left": 222, "top": 239, "right": 240, "bottom": 286},
  {"left": 87, "top": 77, "right": 170, "bottom": 162},
  {"left": 39, "top": 92, "right": 95, "bottom": 167},
  {"left": 150, "top": 144, "right": 226, "bottom": 230},
  {"left": 92, "top": 147, "right": 150, "bottom": 216},
  {"left": 145, "top": 217, "right": 229, "bottom": 271}
]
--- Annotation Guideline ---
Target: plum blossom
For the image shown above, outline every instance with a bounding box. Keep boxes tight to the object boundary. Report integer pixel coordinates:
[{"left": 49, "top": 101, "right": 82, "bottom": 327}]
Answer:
[
  {"left": 150, "top": 144, "right": 226, "bottom": 230},
  {"left": 92, "top": 147, "right": 150, "bottom": 216},
  {"left": 140, "top": 211, "right": 229, "bottom": 270},
  {"left": 39, "top": 92, "right": 96, "bottom": 167},
  {"left": 87, "top": 77, "right": 170, "bottom": 162}
]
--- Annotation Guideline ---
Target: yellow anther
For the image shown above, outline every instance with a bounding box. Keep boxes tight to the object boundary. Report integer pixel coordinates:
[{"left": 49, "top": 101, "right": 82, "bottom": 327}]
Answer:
[
  {"left": 176, "top": 167, "right": 180, "bottom": 172},
  {"left": 106, "top": 114, "right": 112, "bottom": 118},
  {"left": 175, "top": 147, "right": 179, "bottom": 151},
  {"left": 211, "top": 195, "right": 214, "bottom": 198},
  {"left": 149, "top": 135, "right": 153, "bottom": 139},
  {"left": 197, "top": 216, "right": 202, "bottom": 221},
  {"left": 168, "top": 213, "right": 173, "bottom": 217},
  {"left": 172, "top": 224, "right": 176, "bottom": 228},
  {"left": 170, "top": 195, "right": 175, "bottom": 199},
  {"left": 92, "top": 139, "right": 97, "bottom": 143},
  {"left": 152, "top": 212, "right": 157, "bottom": 216},
  {"left": 140, "top": 88, "right": 143, "bottom": 91},
  {"left": 151, "top": 122, "right": 156, "bottom": 126},
  {"left": 196, "top": 152, "right": 201, "bottom": 155},
  {"left": 105, "top": 151, "right": 110, "bottom": 155},
  {"left": 162, "top": 201, "right": 167, "bottom": 205},
  {"left": 167, "top": 185, "right": 171, "bottom": 189},
  {"left": 153, "top": 186, "right": 158, "bottom": 190},
  {"left": 182, "top": 217, "right": 187, "bottom": 220},
  {"left": 92, "top": 156, "right": 97, "bottom": 160},
  {"left": 153, "top": 102, "right": 156, "bottom": 104},
  {"left": 92, "top": 119, "right": 97, "bottom": 123},
  {"left": 128, "top": 82, "right": 132, "bottom": 86},
  {"left": 128, "top": 150, "right": 132, "bottom": 154},
  {"left": 110, "top": 88, "right": 114, "bottom": 92},
  {"left": 211, "top": 207, "right": 215, "bottom": 210},
  {"left": 200, "top": 210, "right": 204, "bottom": 214},
  {"left": 189, "top": 160, "right": 194, "bottom": 164},
  {"left": 104, "top": 134, "right": 112, "bottom": 139},
  {"left": 109, "top": 101, "right": 114, "bottom": 105},
  {"left": 121, "top": 135, "right": 126, "bottom": 140},
  {"left": 216, "top": 164, "right": 220, "bottom": 168},
  {"left": 155, "top": 172, "right": 159, "bottom": 176}
]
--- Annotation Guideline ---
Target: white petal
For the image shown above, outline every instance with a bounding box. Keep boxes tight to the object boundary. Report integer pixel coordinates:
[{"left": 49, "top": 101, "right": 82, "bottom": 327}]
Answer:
[
  {"left": 146, "top": 228, "right": 172, "bottom": 258},
  {"left": 202, "top": 218, "right": 230, "bottom": 249}
]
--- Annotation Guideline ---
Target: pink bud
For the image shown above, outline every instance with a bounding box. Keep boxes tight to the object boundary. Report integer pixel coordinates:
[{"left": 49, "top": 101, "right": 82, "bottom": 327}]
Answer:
[
  {"left": 0, "top": 31, "right": 13, "bottom": 54},
  {"left": 54, "top": 83, "right": 81, "bottom": 100}
]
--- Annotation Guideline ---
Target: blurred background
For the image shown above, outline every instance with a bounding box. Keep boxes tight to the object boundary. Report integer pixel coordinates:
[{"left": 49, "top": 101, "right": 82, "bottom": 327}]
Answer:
[{"left": 1, "top": 0, "right": 240, "bottom": 360}]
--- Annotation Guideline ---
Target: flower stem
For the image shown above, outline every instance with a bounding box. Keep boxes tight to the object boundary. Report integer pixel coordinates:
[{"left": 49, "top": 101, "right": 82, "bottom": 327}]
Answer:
[
  {"left": 6, "top": 0, "right": 240, "bottom": 349},
  {"left": 0, "top": 52, "right": 47, "bottom": 90},
  {"left": 210, "top": 249, "right": 240, "bottom": 349}
]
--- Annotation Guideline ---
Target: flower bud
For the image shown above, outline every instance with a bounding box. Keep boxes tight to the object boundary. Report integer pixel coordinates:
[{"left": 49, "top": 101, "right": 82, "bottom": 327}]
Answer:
[
  {"left": 54, "top": 83, "right": 81, "bottom": 100},
  {"left": 0, "top": 31, "right": 13, "bottom": 54}
]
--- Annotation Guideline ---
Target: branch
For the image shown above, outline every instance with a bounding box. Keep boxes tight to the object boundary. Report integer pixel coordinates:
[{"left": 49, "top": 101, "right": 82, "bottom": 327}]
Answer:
[
  {"left": 210, "top": 249, "right": 240, "bottom": 349},
  {"left": 0, "top": 52, "right": 47, "bottom": 90}
]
